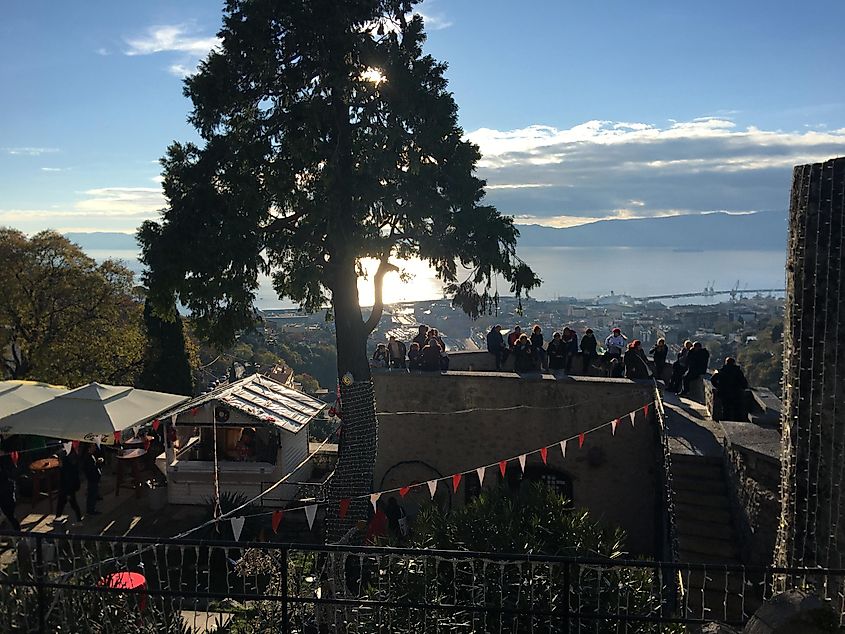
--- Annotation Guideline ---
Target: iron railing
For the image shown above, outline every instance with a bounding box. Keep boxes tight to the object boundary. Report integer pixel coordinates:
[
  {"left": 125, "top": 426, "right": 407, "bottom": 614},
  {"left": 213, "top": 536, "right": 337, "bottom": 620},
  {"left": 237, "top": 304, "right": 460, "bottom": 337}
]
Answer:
[{"left": 0, "top": 531, "right": 843, "bottom": 633}]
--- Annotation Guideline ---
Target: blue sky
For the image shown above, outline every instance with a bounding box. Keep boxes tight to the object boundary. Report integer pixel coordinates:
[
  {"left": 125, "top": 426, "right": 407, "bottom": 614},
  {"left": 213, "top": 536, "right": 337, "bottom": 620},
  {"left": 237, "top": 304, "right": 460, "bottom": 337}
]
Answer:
[{"left": 2, "top": 0, "right": 845, "bottom": 234}]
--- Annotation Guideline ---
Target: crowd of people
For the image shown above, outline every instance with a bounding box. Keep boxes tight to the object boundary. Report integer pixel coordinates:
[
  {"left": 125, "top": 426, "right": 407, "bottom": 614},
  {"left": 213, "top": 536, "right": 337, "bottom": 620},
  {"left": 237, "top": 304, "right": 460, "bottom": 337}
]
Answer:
[{"left": 371, "top": 325, "right": 449, "bottom": 372}]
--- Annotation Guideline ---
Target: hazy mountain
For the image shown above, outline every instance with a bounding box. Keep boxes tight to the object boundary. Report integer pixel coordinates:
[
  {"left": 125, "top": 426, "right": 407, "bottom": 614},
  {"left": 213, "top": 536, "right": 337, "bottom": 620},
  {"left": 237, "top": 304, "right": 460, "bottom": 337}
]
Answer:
[
  {"left": 515, "top": 210, "right": 787, "bottom": 250},
  {"left": 64, "top": 232, "right": 139, "bottom": 251},
  {"left": 64, "top": 211, "right": 787, "bottom": 254}
]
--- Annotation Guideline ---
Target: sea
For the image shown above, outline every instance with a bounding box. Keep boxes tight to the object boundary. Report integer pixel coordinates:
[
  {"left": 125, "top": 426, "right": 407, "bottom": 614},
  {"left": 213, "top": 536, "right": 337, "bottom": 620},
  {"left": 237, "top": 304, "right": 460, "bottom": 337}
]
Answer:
[{"left": 88, "top": 246, "right": 787, "bottom": 308}]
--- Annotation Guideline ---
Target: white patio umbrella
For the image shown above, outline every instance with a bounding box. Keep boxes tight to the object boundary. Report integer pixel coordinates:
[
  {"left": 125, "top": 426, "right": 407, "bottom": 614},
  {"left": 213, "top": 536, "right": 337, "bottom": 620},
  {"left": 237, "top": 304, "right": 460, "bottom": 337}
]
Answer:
[
  {"left": 0, "top": 380, "right": 66, "bottom": 423},
  {"left": 0, "top": 382, "right": 189, "bottom": 444}
]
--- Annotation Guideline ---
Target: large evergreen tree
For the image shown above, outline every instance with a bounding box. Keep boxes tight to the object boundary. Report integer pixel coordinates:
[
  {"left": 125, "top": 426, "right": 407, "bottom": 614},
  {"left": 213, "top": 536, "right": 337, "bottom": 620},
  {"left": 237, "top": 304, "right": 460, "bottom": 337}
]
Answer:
[
  {"left": 139, "top": 0, "right": 539, "bottom": 538},
  {"left": 139, "top": 299, "right": 194, "bottom": 396}
]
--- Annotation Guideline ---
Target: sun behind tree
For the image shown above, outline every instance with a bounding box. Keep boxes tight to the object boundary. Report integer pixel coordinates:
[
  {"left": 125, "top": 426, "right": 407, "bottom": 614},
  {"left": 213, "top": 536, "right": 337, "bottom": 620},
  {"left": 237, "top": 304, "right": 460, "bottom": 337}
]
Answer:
[{"left": 139, "top": 0, "right": 540, "bottom": 539}]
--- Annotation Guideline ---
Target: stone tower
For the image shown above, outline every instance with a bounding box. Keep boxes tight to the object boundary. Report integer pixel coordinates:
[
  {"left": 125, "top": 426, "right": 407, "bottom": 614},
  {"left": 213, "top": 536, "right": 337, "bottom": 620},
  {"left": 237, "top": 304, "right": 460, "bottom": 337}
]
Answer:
[{"left": 776, "top": 156, "right": 845, "bottom": 570}]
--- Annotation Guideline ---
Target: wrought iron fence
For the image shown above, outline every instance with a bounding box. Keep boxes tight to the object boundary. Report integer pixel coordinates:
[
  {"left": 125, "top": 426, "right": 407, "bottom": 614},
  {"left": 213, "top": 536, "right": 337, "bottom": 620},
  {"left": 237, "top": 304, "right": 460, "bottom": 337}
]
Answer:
[{"left": 0, "top": 532, "right": 844, "bottom": 633}]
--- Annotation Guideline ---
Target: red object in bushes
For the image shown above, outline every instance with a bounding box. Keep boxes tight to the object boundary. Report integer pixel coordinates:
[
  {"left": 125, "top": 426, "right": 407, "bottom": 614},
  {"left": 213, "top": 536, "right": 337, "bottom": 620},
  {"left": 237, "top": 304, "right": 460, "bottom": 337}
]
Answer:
[{"left": 99, "top": 572, "right": 147, "bottom": 610}]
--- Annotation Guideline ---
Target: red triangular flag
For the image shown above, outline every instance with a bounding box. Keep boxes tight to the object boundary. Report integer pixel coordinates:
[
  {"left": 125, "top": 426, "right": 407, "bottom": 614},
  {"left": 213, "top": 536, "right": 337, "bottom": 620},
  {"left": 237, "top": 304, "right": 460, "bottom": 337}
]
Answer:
[
  {"left": 339, "top": 498, "right": 351, "bottom": 519},
  {"left": 452, "top": 473, "right": 462, "bottom": 493},
  {"left": 71, "top": 440, "right": 81, "bottom": 452},
  {"left": 540, "top": 447, "right": 548, "bottom": 464},
  {"left": 499, "top": 460, "right": 507, "bottom": 478},
  {"left": 113, "top": 430, "right": 122, "bottom": 444},
  {"left": 578, "top": 432, "right": 585, "bottom": 449},
  {"left": 152, "top": 419, "right": 161, "bottom": 431},
  {"left": 272, "top": 510, "right": 283, "bottom": 533},
  {"left": 143, "top": 437, "right": 151, "bottom": 451},
  {"left": 10, "top": 451, "right": 19, "bottom": 467},
  {"left": 644, "top": 403, "right": 650, "bottom": 417},
  {"left": 399, "top": 486, "right": 410, "bottom": 498},
  {"left": 190, "top": 407, "right": 199, "bottom": 416}
]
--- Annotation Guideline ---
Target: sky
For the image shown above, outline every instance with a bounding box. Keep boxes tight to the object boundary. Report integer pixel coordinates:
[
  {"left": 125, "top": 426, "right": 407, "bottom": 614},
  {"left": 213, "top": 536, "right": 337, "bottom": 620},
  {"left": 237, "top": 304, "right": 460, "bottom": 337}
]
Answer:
[{"left": 2, "top": 0, "right": 845, "bottom": 235}]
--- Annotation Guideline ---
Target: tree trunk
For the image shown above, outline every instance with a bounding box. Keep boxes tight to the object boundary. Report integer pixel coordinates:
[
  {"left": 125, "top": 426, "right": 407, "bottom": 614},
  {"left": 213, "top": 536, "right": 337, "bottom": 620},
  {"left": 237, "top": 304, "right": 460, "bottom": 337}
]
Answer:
[{"left": 324, "top": 260, "right": 379, "bottom": 542}]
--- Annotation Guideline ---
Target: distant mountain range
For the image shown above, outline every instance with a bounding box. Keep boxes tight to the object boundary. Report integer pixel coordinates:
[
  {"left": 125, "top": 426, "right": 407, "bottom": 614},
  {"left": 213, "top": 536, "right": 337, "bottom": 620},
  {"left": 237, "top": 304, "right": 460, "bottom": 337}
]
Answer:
[
  {"left": 515, "top": 210, "right": 787, "bottom": 250},
  {"left": 65, "top": 210, "right": 787, "bottom": 254}
]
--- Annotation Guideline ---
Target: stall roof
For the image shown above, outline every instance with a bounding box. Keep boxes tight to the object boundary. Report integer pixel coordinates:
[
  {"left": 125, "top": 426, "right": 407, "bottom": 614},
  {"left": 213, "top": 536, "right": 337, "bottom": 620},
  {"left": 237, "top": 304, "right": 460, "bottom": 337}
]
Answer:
[
  {"left": 0, "top": 382, "right": 189, "bottom": 443},
  {"left": 0, "top": 380, "right": 66, "bottom": 419},
  {"left": 168, "top": 374, "right": 326, "bottom": 434}
]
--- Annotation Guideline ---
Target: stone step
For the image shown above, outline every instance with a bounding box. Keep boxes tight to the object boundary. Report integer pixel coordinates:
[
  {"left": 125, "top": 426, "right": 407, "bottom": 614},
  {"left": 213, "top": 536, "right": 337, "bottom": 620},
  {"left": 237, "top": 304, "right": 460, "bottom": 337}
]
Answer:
[
  {"left": 673, "top": 490, "right": 731, "bottom": 509},
  {"left": 670, "top": 460, "right": 724, "bottom": 480},
  {"left": 676, "top": 518, "right": 735, "bottom": 540},
  {"left": 672, "top": 478, "right": 729, "bottom": 495},
  {"left": 671, "top": 452, "right": 724, "bottom": 466},
  {"left": 678, "top": 534, "right": 740, "bottom": 560},
  {"left": 675, "top": 503, "right": 732, "bottom": 525}
]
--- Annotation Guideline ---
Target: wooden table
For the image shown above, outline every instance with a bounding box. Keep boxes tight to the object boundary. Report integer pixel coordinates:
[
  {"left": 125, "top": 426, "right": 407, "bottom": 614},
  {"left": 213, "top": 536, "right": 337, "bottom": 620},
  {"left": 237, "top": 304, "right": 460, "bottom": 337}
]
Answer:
[
  {"left": 29, "top": 458, "right": 60, "bottom": 509},
  {"left": 115, "top": 449, "right": 147, "bottom": 498}
]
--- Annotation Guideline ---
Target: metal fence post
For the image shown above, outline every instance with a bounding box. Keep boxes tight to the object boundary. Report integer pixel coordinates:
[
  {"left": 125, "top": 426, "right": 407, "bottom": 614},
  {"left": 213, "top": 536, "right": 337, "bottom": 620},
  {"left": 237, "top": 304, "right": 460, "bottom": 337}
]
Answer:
[
  {"left": 281, "top": 547, "right": 290, "bottom": 633},
  {"left": 35, "top": 534, "right": 46, "bottom": 634},
  {"left": 562, "top": 562, "right": 571, "bottom": 634}
]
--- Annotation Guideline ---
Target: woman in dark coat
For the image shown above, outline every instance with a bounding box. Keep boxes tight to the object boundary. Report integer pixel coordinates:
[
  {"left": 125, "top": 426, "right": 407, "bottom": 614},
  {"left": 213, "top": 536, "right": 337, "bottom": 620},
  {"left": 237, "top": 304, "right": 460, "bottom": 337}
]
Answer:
[
  {"left": 624, "top": 340, "right": 651, "bottom": 380},
  {"left": 546, "top": 332, "right": 566, "bottom": 371},
  {"left": 55, "top": 448, "right": 83, "bottom": 522},
  {"left": 0, "top": 455, "right": 20, "bottom": 530},
  {"left": 513, "top": 334, "right": 535, "bottom": 372},
  {"left": 649, "top": 338, "right": 669, "bottom": 382},
  {"left": 580, "top": 328, "right": 598, "bottom": 373}
]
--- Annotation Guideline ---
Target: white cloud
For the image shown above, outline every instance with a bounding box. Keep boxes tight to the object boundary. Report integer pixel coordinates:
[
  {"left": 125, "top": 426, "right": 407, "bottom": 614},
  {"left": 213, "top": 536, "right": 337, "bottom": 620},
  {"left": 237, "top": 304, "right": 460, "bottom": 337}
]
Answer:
[
  {"left": 125, "top": 24, "right": 220, "bottom": 77},
  {"left": 73, "top": 187, "right": 165, "bottom": 216},
  {"left": 125, "top": 25, "right": 220, "bottom": 57},
  {"left": 4, "top": 147, "right": 59, "bottom": 156},
  {"left": 468, "top": 118, "right": 845, "bottom": 225},
  {"left": 416, "top": 10, "right": 452, "bottom": 30},
  {"left": 95, "top": 47, "right": 110, "bottom": 56},
  {"left": 40, "top": 167, "right": 68, "bottom": 172}
]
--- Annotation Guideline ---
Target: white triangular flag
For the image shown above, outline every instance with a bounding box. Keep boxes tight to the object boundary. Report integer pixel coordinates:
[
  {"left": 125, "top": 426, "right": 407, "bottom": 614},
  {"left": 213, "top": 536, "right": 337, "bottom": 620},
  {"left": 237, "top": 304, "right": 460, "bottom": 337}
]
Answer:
[
  {"left": 370, "top": 492, "right": 381, "bottom": 512},
  {"left": 305, "top": 504, "right": 318, "bottom": 530},
  {"left": 476, "top": 466, "right": 486, "bottom": 486},
  {"left": 427, "top": 480, "right": 437, "bottom": 499},
  {"left": 231, "top": 516, "right": 245, "bottom": 541},
  {"left": 560, "top": 440, "right": 567, "bottom": 458},
  {"left": 95, "top": 436, "right": 101, "bottom": 448},
  {"left": 518, "top": 454, "right": 526, "bottom": 473},
  {"left": 63, "top": 441, "right": 72, "bottom": 454},
  {"left": 611, "top": 419, "right": 618, "bottom": 436},
  {"left": 132, "top": 425, "right": 140, "bottom": 437},
  {"left": 171, "top": 414, "right": 178, "bottom": 425},
  {"left": 629, "top": 411, "right": 636, "bottom": 427}
]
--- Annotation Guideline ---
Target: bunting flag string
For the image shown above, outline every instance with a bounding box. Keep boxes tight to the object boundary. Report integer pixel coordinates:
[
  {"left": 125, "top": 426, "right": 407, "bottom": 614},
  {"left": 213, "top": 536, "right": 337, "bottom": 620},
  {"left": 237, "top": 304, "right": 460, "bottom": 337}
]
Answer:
[{"left": 165, "top": 399, "right": 657, "bottom": 533}]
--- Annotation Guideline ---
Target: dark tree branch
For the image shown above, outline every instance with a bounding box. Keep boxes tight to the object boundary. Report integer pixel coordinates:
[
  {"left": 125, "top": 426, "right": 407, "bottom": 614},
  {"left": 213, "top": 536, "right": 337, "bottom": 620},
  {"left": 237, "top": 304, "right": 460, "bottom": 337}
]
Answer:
[{"left": 363, "top": 257, "right": 399, "bottom": 334}]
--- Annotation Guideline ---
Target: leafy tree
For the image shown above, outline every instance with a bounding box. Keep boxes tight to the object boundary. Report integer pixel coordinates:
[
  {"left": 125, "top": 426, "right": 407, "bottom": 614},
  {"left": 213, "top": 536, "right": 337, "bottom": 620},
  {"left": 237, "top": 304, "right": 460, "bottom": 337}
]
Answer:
[
  {"left": 0, "top": 229, "right": 145, "bottom": 387},
  {"left": 139, "top": 298, "right": 194, "bottom": 395},
  {"left": 139, "top": 0, "right": 539, "bottom": 537}
]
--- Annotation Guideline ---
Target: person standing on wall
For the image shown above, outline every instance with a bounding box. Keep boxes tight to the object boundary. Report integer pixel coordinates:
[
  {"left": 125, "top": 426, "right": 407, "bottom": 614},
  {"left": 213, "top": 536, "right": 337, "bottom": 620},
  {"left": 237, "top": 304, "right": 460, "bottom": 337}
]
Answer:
[
  {"left": 412, "top": 325, "right": 429, "bottom": 349},
  {"left": 486, "top": 324, "right": 506, "bottom": 370},
  {"left": 680, "top": 341, "right": 710, "bottom": 396},
  {"left": 580, "top": 328, "right": 598, "bottom": 374},
  {"left": 649, "top": 338, "right": 669, "bottom": 383},
  {"left": 711, "top": 357, "right": 749, "bottom": 421},
  {"left": 547, "top": 332, "right": 566, "bottom": 371},
  {"left": 669, "top": 340, "right": 693, "bottom": 392}
]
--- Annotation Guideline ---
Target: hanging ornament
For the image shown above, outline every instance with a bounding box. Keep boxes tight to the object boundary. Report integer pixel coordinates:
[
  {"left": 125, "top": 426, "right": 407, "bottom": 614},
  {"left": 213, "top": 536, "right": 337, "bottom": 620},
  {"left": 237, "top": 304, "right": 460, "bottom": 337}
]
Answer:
[
  {"left": 629, "top": 412, "right": 636, "bottom": 427},
  {"left": 339, "top": 499, "right": 351, "bottom": 519},
  {"left": 427, "top": 480, "right": 437, "bottom": 499},
  {"left": 452, "top": 473, "right": 462, "bottom": 493},
  {"left": 341, "top": 372, "right": 354, "bottom": 387},
  {"left": 272, "top": 510, "right": 284, "bottom": 534},
  {"left": 540, "top": 447, "right": 548, "bottom": 465}
]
